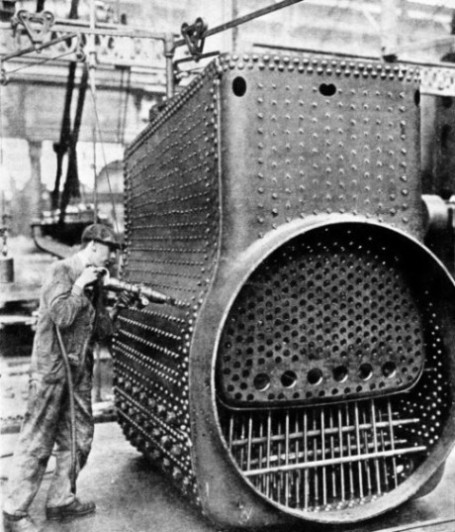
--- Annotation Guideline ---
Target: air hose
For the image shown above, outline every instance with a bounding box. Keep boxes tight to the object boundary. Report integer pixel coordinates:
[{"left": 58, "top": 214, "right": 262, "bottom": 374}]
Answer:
[
  {"left": 55, "top": 292, "right": 95, "bottom": 495},
  {"left": 55, "top": 326, "right": 78, "bottom": 495}
]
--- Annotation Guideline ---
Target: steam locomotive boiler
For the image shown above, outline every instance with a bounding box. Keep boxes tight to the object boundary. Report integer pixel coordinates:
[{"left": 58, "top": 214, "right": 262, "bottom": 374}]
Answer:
[{"left": 113, "top": 53, "right": 455, "bottom": 528}]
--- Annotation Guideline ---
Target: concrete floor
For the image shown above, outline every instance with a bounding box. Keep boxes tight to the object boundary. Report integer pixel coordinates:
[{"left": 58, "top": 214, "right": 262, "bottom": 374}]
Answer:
[
  {"left": 0, "top": 422, "right": 215, "bottom": 532},
  {"left": 1, "top": 421, "right": 455, "bottom": 532}
]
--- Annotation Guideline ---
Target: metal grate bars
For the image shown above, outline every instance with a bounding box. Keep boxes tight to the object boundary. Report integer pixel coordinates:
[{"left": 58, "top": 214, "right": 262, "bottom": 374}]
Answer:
[{"left": 224, "top": 398, "right": 427, "bottom": 511}]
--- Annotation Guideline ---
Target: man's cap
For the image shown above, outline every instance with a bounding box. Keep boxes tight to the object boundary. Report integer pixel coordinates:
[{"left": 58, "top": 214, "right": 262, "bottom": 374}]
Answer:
[{"left": 81, "top": 224, "right": 120, "bottom": 250}]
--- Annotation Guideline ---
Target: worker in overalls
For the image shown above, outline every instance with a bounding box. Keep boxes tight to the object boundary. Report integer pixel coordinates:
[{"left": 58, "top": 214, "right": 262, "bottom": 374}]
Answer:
[{"left": 3, "top": 224, "right": 130, "bottom": 532}]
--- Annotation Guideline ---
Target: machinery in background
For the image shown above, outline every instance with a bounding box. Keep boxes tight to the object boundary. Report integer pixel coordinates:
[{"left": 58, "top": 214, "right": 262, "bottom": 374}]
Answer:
[
  {"left": 0, "top": 0, "right": 159, "bottom": 432},
  {"left": 0, "top": 213, "right": 42, "bottom": 342},
  {"left": 1, "top": 214, "right": 13, "bottom": 282},
  {"left": 0, "top": 211, "right": 46, "bottom": 433}
]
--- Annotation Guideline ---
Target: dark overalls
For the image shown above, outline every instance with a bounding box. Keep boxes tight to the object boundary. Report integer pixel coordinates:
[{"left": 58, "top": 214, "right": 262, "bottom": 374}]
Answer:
[{"left": 4, "top": 254, "right": 111, "bottom": 516}]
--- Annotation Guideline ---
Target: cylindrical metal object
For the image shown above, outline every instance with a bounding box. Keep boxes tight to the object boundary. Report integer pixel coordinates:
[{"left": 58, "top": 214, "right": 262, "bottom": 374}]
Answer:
[
  {"left": 422, "top": 194, "right": 449, "bottom": 234},
  {"left": 100, "top": 269, "right": 178, "bottom": 305},
  {"left": 0, "top": 256, "right": 14, "bottom": 283},
  {"left": 116, "top": 53, "right": 455, "bottom": 528}
]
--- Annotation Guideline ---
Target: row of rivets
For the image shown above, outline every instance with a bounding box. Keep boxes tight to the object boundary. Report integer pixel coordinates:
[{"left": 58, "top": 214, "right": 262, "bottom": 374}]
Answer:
[
  {"left": 132, "top": 205, "right": 208, "bottom": 219},
  {"left": 129, "top": 160, "right": 213, "bottom": 199},
  {"left": 152, "top": 174, "right": 213, "bottom": 195},
  {"left": 116, "top": 387, "right": 188, "bottom": 442},
  {"left": 118, "top": 409, "right": 189, "bottom": 472},
  {"left": 118, "top": 315, "right": 182, "bottom": 343},
  {"left": 119, "top": 74, "right": 222, "bottom": 506},
  {"left": 219, "top": 53, "right": 417, "bottom": 81},
  {"left": 116, "top": 335, "right": 184, "bottom": 372},
  {"left": 127, "top": 265, "right": 206, "bottom": 282},
  {"left": 140, "top": 308, "right": 188, "bottom": 325},
  {"left": 126, "top": 61, "right": 219, "bottom": 155},
  {"left": 117, "top": 401, "right": 190, "bottom": 456},
  {"left": 128, "top": 245, "right": 211, "bottom": 254},
  {"left": 131, "top": 219, "right": 210, "bottom": 231},
  {"left": 127, "top": 127, "right": 211, "bottom": 196},
  {"left": 114, "top": 359, "right": 189, "bottom": 410},
  {"left": 130, "top": 256, "right": 206, "bottom": 267},
  {"left": 114, "top": 344, "right": 187, "bottom": 394}
]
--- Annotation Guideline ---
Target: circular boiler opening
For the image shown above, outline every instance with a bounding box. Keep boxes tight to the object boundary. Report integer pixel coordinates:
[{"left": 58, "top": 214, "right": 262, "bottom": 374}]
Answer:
[{"left": 215, "top": 222, "right": 454, "bottom": 521}]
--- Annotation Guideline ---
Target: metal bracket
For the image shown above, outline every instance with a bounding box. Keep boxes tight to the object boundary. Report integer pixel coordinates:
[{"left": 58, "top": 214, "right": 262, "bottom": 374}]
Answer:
[
  {"left": 422, "top": 194, "right": 455, "bottom": 272},
  {"left": 180, "top": 17, "right": 207, "bottom": 61},
  {"left": 0, "top": 65, "right": 8, "bottom": 86},
  {"left": 422, "top": 194, "right": 455, "bottom": 233},
  {"left": 420, "top": 67, "right": 455, "bottom": 97},
  {"left": 12, "top": 9, "right": 55, "bottom": 46},
  {"left": 1, "top": 215, "right": 11, "bottom": 257},
  {"left": 75, "top": 35, "right": 86, "bottom": 62}
]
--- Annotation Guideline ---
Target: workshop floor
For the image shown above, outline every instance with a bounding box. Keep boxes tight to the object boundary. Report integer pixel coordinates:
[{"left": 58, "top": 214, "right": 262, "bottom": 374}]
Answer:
[
  {"left": 1, "top": 421, "right": 455, "bottom": 532},
  {"left": 0, "top": 422, "right": 215, "bottom": 532},
  {"left": 1, "top": 346, "right": 454, "bottom": 532}
]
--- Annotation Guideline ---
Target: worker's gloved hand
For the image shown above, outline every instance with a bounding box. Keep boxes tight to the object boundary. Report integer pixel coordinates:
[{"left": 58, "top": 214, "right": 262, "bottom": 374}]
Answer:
[
  {"left": 116, "top": 290, "right": 138, "bottom": 310},
  {"left": 75, "top": 266, "right": 100, "bottom": 289},
  {"left": 111, "top": 291, "right": 139, "bottom": 324}
]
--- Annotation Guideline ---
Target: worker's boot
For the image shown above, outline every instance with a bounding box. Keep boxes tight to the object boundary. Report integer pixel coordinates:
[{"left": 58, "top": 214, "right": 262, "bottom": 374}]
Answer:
[
  {"left": 2, "top": 513, "right": 40, "bottom": 532},
  {"left": 46, "top": 498, "right": 96, "bottom": 521}
]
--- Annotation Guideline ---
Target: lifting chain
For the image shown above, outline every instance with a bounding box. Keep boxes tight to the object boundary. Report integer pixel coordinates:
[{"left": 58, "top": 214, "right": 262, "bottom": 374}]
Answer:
[
  {"left": 180, "top": 17, "right": 207, "bottom": 61},
  {"left": 12, "top": 9, "right": 55, "bottom": 47}
]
